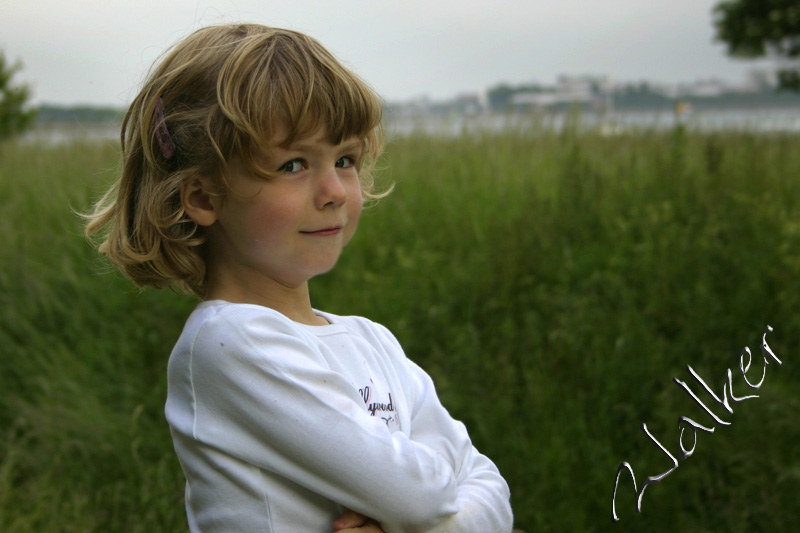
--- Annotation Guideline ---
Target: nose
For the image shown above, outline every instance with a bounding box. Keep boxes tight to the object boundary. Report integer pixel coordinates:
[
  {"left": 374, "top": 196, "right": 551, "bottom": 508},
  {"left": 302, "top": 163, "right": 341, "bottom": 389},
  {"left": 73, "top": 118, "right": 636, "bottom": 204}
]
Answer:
[{"left": 316, "top": 167, "right": 347, "bottom": 209}]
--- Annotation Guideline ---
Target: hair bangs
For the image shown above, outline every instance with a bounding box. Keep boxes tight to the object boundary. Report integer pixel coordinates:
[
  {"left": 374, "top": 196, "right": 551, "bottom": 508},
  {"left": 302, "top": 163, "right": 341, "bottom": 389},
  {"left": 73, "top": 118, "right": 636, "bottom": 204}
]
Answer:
[{"left": 222, "top": 30, "right": 383, "bottom": 154}]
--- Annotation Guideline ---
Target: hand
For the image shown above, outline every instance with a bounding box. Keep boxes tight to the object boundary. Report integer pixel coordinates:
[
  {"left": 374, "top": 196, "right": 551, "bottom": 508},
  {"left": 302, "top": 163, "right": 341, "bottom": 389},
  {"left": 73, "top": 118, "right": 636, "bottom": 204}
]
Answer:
[{"left": 332, "top": 508, "right": 385, "bottom": 532}]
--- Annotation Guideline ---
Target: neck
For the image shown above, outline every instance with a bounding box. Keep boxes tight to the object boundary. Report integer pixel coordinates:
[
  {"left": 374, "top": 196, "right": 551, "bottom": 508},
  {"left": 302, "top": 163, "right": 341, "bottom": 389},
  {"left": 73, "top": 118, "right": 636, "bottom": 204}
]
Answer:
[{"left": 204, "top": 278, "right": 325, "bottom": 326}]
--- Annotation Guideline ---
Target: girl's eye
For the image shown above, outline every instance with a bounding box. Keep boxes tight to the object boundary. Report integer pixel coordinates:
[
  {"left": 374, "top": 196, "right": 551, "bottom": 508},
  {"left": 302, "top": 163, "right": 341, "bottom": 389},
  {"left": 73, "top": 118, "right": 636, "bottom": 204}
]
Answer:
[
  {"left": 336, "top": 156, "right": 355, "bottom": 168},
  {"left": 278, "top": 159, "right": 305, "bottom": 173}
]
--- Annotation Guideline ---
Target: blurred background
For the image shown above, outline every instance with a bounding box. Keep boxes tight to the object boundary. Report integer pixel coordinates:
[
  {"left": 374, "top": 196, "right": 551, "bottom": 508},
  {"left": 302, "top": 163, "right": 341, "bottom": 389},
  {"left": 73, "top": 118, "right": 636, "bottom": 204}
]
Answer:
[{"left": 1, "top": 1, "right": 799, "bottom": 531}]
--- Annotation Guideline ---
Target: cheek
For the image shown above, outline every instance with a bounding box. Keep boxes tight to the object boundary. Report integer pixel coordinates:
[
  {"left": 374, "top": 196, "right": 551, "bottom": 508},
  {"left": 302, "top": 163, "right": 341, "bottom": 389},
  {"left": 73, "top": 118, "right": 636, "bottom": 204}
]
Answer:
[
  {"left": 352, "top": 193, "right": 363, "bottom": 220},
  {"left": 241, "top": 202, "right": 297, "bottom": 246},
  {"left": 350, "top": 182, "right": 364, "bottom": 218},
  {"left": 344, "top": 183, "right": 363, "bottom": 243}
]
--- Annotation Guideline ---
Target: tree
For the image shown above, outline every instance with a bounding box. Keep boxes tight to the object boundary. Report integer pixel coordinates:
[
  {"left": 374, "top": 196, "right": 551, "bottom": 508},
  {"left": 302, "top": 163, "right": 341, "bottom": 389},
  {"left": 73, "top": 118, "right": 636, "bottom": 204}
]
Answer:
[
  {"left": 713, "top": 0, "right": 800, "bottom": 91},
  {"left": 0, "top": 50, "right": 37, "bottom": 140}
]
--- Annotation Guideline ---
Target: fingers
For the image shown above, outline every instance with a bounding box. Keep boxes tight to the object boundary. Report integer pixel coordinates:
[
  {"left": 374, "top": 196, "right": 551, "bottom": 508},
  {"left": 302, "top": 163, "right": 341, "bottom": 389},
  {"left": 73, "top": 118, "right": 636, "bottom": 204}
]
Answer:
[
  {"left": 333, "top": 509, "right": 384, "bottom": 532},
  {"left": 333, "top": 509, "right": 367, "bottom": 531},
  {"left": 335, "top": 519, "right": 384, "bottom": 533}
]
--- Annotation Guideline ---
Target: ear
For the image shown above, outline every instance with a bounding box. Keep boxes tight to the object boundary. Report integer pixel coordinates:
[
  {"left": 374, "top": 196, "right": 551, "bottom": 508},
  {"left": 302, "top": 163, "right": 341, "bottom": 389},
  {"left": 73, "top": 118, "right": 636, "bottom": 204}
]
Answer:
[{"left": 181, "top": 178, "right": 218, "bottom": 227}]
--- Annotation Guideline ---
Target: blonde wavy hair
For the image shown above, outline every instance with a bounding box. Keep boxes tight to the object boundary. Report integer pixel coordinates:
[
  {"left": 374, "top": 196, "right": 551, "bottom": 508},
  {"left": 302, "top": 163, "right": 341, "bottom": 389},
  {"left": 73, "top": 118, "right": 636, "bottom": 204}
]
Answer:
[{"left": 85, "top": 24, "right": 385, "bottom": 298}]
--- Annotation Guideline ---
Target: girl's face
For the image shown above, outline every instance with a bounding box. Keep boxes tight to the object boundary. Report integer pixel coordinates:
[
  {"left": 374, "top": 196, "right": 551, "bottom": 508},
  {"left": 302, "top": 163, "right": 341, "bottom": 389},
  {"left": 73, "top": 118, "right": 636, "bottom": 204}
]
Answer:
[{"left": 201, "top": 128, "right": 364, "bottom": 300}]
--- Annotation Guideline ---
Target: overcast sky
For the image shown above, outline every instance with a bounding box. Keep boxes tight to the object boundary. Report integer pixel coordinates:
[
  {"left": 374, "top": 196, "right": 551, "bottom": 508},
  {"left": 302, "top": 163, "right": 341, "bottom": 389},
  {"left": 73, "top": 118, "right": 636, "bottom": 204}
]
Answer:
[{"left": 1, "top": 0, "right": 772, "bottom": 107}]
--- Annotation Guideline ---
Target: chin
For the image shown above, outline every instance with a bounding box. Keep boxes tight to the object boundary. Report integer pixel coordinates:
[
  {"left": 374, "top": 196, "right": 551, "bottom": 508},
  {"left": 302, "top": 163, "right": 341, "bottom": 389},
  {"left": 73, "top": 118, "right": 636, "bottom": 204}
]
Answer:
[{"left": 307, "top": 261, "right": 340, "bottom": 280}]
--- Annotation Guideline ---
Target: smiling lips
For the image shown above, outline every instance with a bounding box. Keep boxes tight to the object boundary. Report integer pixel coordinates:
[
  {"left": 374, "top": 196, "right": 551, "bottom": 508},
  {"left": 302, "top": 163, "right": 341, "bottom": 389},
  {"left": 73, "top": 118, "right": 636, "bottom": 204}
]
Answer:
[{"left": 300, "top": 226, "right": 343, "bottom": 236}]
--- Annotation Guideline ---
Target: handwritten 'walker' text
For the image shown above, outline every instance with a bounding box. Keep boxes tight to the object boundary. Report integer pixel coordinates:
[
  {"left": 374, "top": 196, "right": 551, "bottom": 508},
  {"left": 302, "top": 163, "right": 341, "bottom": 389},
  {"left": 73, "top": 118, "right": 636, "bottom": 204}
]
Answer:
[{"left": 612, "top": 325, "right": 782, "bottom": 522}]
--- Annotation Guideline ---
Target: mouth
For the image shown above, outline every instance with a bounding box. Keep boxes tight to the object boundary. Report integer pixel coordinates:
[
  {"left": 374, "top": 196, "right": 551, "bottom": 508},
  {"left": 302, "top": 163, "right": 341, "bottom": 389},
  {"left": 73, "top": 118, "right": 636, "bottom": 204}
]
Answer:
[{"left": 300, "top": 226, "right": 343, "bottom": 236}]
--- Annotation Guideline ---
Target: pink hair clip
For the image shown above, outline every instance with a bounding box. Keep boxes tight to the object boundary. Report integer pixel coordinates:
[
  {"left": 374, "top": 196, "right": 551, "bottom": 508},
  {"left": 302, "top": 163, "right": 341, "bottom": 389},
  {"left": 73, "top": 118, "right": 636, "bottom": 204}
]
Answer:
[{"left": 154, "top": 98, "right": 175, "bottom": 159}]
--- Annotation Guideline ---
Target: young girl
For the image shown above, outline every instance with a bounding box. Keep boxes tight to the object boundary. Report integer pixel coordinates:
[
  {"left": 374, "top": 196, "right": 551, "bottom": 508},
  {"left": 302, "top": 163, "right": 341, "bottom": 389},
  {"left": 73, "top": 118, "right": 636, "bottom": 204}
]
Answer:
[{"left": 86, "top": 24, "right": 513, "bottom": 532}]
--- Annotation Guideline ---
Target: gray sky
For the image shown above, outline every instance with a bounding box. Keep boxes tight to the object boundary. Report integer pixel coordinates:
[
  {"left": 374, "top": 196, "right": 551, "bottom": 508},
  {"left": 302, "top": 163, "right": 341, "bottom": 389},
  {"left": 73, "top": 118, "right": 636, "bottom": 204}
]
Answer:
[{"left": 1, "top": 0, "right": 771, "bottom": 107}]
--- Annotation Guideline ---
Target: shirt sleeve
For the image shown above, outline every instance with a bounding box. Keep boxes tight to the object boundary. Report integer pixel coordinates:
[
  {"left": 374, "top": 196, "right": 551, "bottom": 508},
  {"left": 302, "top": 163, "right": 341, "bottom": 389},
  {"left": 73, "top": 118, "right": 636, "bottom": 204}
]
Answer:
[
  {"left": 404, "top": 358, "right": 514, "bottom": 532},
  {"left": 180, "top": 307, "right": 461, "bottom": 532},
  {"left": 369, "top": 322, "right": 514, "bottom": 533}
]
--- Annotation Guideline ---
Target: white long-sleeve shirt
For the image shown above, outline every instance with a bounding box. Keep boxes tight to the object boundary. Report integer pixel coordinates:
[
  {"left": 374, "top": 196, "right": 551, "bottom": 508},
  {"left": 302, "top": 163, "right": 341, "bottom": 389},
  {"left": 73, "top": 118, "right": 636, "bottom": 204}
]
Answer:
[{"left": 165, "top": 300, "right": 513, "bottom": 532}]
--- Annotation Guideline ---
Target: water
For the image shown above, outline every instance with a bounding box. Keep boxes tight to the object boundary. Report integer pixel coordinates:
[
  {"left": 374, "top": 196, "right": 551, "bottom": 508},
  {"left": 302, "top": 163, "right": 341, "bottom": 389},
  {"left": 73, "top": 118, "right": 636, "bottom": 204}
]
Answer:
[
  {"left": 385, "top": 107, "right": 800, "bottom": 137},
  {"left": 20, "top": 123, "right": 120, "bottom": 146},
  {"left": 20, "top": 107, "right": 800, "bottom": 146}
]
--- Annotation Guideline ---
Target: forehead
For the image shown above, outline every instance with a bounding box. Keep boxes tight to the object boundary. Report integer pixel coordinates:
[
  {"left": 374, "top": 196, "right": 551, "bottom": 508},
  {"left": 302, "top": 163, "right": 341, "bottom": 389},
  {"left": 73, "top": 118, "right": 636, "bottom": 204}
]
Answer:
[
  {"left": 268, "top": 124, "right": 364, "bottom": 153},
  {"left": 272, "top": 120, "right": 341, "bottom": 144}
]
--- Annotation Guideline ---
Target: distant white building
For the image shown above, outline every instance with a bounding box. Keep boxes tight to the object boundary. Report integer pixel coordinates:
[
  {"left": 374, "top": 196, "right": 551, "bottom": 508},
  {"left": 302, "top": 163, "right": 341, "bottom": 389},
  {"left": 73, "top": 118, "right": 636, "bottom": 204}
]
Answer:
[
  {"left": 682, "top": 79, "right": 729, "bottom": 97},
  {"left": 453, "top": 93, "right": 486, "bottom": 114},
  {"left": 556, "top": 74, "right": 609, "bottom": 94},
  {"left": 743, "top": 69, "right": 778, "bottom": 92},
  {"left": 511, "top": 90, "right": 593, "bottom": 107},
  {"left": 511, "top": 75, "right": 608, "bottom": 109}
]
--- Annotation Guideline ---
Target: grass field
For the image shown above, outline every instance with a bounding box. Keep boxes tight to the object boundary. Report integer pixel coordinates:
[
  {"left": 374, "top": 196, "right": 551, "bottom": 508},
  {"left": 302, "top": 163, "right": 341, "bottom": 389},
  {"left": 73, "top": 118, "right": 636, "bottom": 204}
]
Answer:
[{"left": 1, "top": 119, "right": 799, "bottom": 531}]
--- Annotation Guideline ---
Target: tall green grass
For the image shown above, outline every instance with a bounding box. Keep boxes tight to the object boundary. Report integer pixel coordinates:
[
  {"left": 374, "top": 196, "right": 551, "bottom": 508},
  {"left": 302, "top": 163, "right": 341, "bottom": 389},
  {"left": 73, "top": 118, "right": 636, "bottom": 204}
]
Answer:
[{"left": 1, "top": 121, "right": 799, "bottom": 531}]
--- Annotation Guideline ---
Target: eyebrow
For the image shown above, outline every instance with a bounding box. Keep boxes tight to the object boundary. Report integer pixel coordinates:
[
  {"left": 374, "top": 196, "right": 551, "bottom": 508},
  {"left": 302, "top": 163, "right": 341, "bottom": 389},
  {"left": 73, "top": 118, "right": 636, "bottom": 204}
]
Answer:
[{"left": 286, "top": 138, "right": 364, "bottom": 153}]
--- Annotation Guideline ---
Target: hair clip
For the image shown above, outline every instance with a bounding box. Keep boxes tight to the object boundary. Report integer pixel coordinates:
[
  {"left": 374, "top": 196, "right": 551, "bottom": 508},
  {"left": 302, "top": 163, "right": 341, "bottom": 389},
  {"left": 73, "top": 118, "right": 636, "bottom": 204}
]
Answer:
[{"left": 154, "top": 98, "right": 176, "bottom": 160}]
